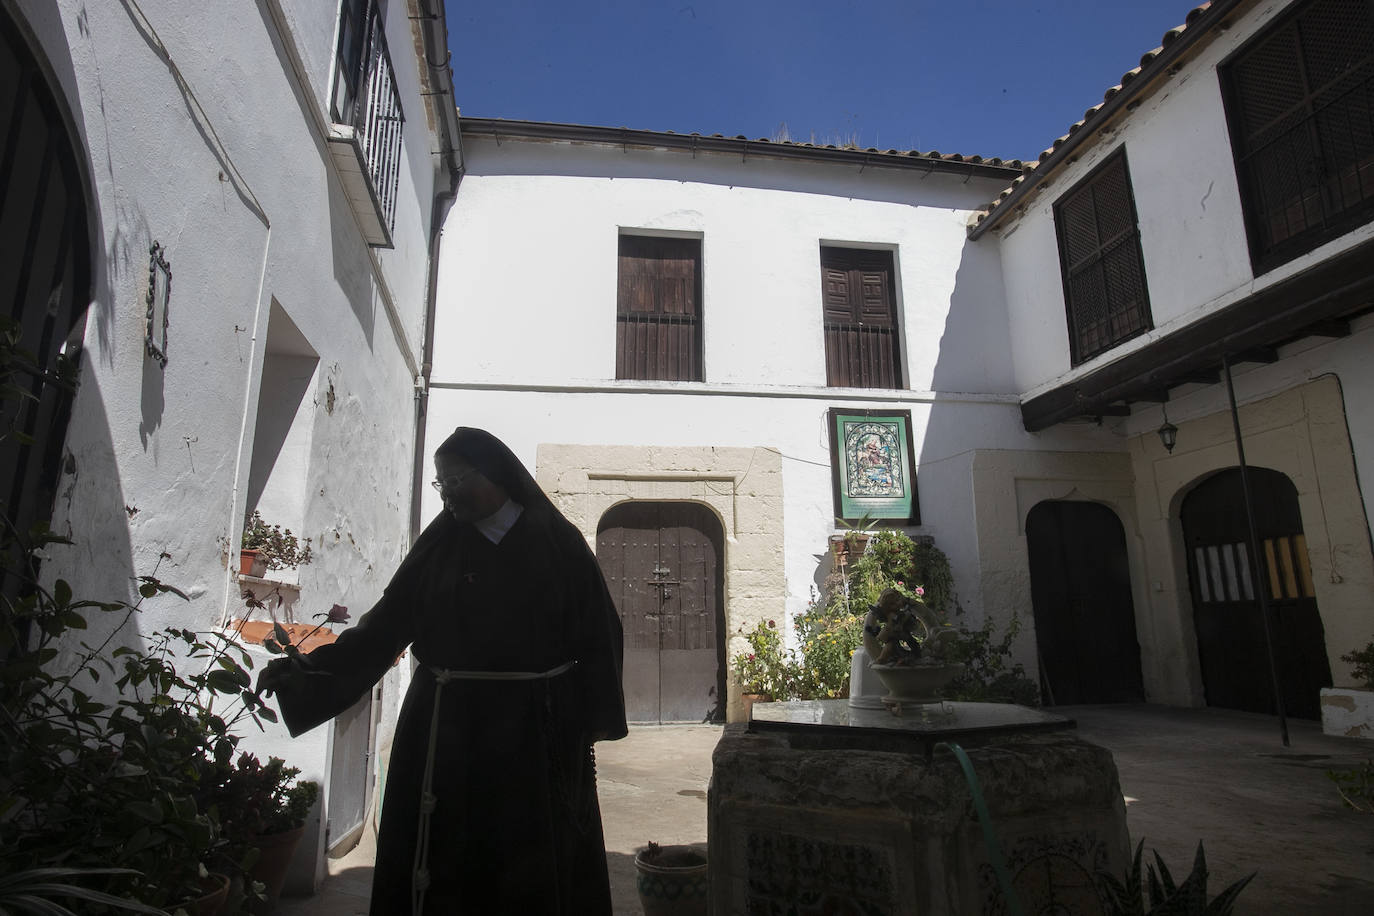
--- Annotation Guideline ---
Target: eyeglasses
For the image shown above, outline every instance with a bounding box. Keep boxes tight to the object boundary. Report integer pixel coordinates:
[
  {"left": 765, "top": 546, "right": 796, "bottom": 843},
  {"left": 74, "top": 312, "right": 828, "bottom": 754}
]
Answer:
[{"left": 430, "top": 470, "right": 478, "bottom": 493}]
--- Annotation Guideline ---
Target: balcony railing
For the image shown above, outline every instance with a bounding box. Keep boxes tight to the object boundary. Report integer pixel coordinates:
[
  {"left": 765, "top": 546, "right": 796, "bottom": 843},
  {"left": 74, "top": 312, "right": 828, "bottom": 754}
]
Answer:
[{"left": 328, "top": 0, "right": 404, "bottom": 248}]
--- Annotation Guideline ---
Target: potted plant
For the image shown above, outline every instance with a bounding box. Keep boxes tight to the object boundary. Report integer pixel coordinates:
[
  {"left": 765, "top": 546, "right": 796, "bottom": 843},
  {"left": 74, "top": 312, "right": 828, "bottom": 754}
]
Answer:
[
  {"left": 730, "top": 619, "right": 789, "bottom": 717},
  {"left": 206, "top": 752, "right": 320, "bottom": 911},
  {"left": 829, "top": 512, "right": 878, "bottom": 567},
  {"left": 1320, "top": 637, "right": 1374, "bottom": 739},
  {"left": 634, "top": 841, "right": 708, "bottom": 916},
  {"left": 240, "top": 510, "right": 314, "bottom": 577}
]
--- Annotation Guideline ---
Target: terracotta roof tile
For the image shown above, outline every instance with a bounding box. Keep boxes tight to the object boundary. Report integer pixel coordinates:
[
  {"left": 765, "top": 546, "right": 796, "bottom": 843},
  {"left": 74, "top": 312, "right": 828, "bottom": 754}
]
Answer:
[{"left": 972, "top": 2, "right": 1221, "bottom": 233}]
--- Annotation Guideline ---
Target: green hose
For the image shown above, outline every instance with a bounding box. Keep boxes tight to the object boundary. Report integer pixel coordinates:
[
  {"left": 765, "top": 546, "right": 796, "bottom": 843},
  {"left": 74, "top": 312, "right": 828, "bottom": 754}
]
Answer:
[{"left": 937, "top": 741, "right": 1025, "bottom": 916}]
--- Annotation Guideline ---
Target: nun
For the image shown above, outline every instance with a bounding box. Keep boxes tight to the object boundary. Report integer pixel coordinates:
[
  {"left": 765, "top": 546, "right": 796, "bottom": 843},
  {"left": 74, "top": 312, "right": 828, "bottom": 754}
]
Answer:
[{"left": 257, "top": 427, "right": 627, "bottom": 914}]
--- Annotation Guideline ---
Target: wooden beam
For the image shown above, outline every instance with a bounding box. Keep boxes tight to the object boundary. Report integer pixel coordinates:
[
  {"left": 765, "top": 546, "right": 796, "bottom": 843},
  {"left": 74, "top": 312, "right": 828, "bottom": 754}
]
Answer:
[
  {"left": 1232, "top": 346, "right": 1278, "bottom": 364},
  {"left": 1304, "top": 318, "right": 1351, "bottom": 338},
  {"left": 1021, "top": 234, "right": 1374, "bottom": 431}
]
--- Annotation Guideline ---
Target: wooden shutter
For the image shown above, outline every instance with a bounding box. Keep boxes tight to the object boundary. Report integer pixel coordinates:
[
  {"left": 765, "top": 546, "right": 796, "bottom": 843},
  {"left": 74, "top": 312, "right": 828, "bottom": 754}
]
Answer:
[
  {"left": 820, "top": 247, "right": 901, "bottom": 388},
  {"left": 1222, "top": 0, "right": 1374, "bottom": 270},
  {"left": 616, "top": 235, "right": 702, "bottom": 381},
  {"left": 1054, "top": 150, "right": 1152, "bottom": 365}
]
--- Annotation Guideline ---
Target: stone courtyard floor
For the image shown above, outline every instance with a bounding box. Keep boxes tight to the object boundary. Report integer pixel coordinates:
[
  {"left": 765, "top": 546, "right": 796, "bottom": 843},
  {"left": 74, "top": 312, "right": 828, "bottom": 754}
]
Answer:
[{"left": 275, "top": 706, "right": 1373, "bottom": 914}]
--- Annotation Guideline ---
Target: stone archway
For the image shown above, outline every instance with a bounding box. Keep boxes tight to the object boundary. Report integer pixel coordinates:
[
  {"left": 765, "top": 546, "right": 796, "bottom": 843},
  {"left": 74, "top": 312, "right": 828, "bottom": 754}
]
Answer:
[{"left": 533, "top": 443, "right": 786, "bottom": 721}]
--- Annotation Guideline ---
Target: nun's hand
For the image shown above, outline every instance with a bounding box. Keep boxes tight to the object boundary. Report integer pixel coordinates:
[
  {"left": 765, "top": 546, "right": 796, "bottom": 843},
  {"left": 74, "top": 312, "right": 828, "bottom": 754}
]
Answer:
[{"left": 255, "top": 655, "right": 303, "bottom": 698}]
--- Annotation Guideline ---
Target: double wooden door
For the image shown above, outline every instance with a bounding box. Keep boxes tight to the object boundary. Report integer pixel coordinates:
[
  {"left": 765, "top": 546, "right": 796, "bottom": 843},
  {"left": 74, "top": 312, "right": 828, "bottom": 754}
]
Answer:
[
  {"left": 1026, "top": 501, "right": 1145, "bottom": 705},
  {"left": 596, "top": 501, "right": 724, "bottom": 723},
  {"left": 1181, "top": 468, "right": 1332, "bottom": 718}
]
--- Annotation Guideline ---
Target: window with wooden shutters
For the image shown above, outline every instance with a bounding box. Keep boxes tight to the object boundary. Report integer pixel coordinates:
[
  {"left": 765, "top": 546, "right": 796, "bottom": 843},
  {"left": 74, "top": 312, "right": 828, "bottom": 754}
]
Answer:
[
  {"left": 1220, "top": 0, "right": 1374, "bottom": 273},
  {"left": 1054, "top": 149, "right": 1152, "bottom": 366},
  {"left": 616, "top": 235, "right": 702, "bottom": 381},
  {"left": 820, "top": 247, "right": 902, "bottom": 388}
]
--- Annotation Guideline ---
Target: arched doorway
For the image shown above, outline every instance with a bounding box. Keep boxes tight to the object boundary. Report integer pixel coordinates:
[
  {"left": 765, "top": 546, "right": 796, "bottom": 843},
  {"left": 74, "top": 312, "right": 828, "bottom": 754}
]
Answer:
[
  {"left": 1180, "top": 468, "right": 1332, "bottom": 718},
  {"left": 596, "top": 501, "right": 725, "bottom": 723},
  {"left": 1, "top": 9, "right": 92, "bottom": 592},
  {"left": 1026, "top": 500, "right": 1144, "bottom": 705}
]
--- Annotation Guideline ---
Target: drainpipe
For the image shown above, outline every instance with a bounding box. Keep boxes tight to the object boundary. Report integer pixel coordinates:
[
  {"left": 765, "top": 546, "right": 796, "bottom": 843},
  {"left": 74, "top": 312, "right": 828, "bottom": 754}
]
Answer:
[
  {"left": 1222, "top": 353, "right": 1289, "bottom": 747},
  {"left": 411, "top": 0, "right": 464, "bottom": 540}
]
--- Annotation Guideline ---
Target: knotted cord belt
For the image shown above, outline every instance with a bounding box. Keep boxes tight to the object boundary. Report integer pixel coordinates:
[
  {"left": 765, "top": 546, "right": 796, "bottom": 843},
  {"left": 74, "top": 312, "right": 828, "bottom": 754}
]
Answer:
[{"left": 410, "top": 660, "right": 577, "bottom": 915}]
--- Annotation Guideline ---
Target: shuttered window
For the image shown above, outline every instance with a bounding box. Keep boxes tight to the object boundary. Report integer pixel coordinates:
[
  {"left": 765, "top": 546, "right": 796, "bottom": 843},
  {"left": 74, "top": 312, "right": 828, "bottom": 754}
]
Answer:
[
  {"left": 1221, "top": 0, "right": 1374, "bottom": 273},
  {"left": 820, "top": 247, "right": 902, "bottom": 388},
  {"left": 616, "top": 235, "right": 702, "bottom": 381},
  {"left": 1054, "top": 149, "right": 1152, "bottom": 366}
]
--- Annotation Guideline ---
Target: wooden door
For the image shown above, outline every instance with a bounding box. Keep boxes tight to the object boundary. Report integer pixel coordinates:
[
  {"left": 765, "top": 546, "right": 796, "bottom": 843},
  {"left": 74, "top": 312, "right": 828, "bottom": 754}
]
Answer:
[
  {"left": 597, "top": 501, "right": 724, "bottom": 723},
  {"left": 1026, "top": 501, "right": 1144, "bottom": 705},
  {"left": 1181, "top": 468, "right": 1332, "bottom": 718},
  {"left": 1, "top": 9, "right": 90, "bottom": 600}
]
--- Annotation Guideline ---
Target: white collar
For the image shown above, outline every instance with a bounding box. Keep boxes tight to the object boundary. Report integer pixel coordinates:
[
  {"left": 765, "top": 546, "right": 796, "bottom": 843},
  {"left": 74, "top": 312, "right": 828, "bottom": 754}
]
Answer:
[{"left": 475, "top": 499, "right": 523, "bottom": 544}]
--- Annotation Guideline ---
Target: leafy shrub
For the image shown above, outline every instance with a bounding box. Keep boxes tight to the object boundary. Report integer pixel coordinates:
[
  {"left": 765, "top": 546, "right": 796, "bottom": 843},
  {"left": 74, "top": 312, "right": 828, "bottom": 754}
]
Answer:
[
  {"left": 1340, "top": 639, "right": 1374, "bottom": 690},
  {"left": 1327, "top": 759, "right": 1374, "bottom": 814}
]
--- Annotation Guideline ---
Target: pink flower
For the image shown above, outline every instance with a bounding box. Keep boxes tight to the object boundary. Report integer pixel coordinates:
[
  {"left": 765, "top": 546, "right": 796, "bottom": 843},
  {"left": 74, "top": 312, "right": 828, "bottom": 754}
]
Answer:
[
  {"left": 324, "top": 603, "right": 350, "bottom": 624},
  {"left": 767, "top": 619, "right": 776, "bottom": 628},
  {"left": 914, "top": 586, "right": 925, "bottom": 597}
]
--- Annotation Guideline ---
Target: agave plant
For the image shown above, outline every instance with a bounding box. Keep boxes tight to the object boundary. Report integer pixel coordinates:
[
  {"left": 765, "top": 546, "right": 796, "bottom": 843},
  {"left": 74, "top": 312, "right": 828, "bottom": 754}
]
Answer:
[
  {"left": 1097, "top": 840, "right": 1255, "bottom": 916},
  {"left": 0, "top": 868, "right": 167, "bottom": 915}
]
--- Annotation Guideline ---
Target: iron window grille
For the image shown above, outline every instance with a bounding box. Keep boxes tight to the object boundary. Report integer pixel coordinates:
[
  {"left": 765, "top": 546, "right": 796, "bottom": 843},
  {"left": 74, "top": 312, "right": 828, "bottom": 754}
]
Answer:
[
  {"left": 330, "top": 0, "right": 404, "bottom": 239},
  {"left": 820, "top": 247, "right": 902, "bottom": 389},
  {"left": 615, "top": 235, "right": 703, "bottom": 382},
  {"left": 1054, "top": 148, "right": 1153, "bottom": 366},
  {"left": 1220, "top": 0, "right": 1374, "bottom": 274}
]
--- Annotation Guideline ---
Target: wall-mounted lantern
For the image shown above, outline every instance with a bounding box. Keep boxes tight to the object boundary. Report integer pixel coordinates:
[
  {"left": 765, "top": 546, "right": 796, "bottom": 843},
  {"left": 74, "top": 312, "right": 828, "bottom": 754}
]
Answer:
[
  {"left": 146, "top": 242, "right": 170, "bottom": 367},
  {"left": 1157, "top": 403, "right": 1178, "bottom": 453}
]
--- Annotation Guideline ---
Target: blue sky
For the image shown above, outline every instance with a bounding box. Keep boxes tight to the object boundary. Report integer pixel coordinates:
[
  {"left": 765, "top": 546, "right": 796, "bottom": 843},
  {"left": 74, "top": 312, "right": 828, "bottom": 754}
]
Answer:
[{"left": 443, "top": 1, "right": 1198, "bottom": 162}]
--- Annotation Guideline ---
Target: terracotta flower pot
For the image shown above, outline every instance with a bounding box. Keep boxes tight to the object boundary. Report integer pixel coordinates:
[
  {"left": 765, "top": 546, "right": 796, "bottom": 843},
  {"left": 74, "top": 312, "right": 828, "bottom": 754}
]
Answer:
[
  {"left": 239, "top": 548, "right": 266, "bottom": 577},
  {"left": 250, "top": 823, "right": 306, "bottom": 908},
  {"left": 634, "top": 845, "right": 708, "bottom": 916},
  {"left": 188, "top": 872, "right": 230, "bottom": 916}
]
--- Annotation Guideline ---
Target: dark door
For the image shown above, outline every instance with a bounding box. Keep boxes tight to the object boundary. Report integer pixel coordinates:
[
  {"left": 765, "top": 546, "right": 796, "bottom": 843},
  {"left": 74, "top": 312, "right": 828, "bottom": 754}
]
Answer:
[
  {"left": 1026, "top": 501, "right": 1144, "bottom": 705},
  {"left": 596, "top": 501, "right": 724, "bottom": 723},
  {"left": 1181, "top": 468, "right": 1332, "bottom": 719},
  {"left": 1, "top": 9, "right": 90, "bottom": 598}
]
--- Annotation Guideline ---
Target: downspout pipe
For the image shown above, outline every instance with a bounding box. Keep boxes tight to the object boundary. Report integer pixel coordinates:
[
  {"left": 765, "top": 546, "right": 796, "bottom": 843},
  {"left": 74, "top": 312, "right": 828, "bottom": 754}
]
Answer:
[
  {"left": 1222, "top": 353, "right": 1290, "bottom": 747},
  {"left": 412, "top": 0, "right": 464, "bottom": 540}
]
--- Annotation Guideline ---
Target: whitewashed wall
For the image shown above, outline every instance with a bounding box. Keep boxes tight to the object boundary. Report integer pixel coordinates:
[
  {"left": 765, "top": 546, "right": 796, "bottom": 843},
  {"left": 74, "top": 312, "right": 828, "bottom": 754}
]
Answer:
[
  {"left": 1001, "top": 0, "right": 1374, "bottom": 400},
  {"left": 12, "top": 0, "right": 448, "bottom": 881},
  {"left": 428, "top": 137, "right": 1114, "bottom": 636}
]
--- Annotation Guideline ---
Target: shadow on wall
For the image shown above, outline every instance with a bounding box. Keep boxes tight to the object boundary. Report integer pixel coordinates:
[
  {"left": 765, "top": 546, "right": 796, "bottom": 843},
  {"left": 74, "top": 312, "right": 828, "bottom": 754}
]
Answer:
[
  {"left": 48, "top": 362, "right": 141, "bottom": 695},
  {"left": 914, "top": 236, "right": 1022, "bottom": 633}
]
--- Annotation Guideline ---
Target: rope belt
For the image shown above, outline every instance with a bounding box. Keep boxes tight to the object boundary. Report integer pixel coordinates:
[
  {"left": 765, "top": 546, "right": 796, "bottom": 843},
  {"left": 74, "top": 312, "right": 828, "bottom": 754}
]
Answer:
[{"left": 410, "top": 660, "right": 577, "bottom": 915}]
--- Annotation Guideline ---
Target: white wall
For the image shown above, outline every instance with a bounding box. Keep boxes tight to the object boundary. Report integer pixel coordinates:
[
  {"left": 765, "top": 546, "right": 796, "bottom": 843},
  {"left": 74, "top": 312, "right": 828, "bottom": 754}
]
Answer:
[
  {"left": 428, "top": 138, "right": 1117, "bottom": 631},
  {"left": 1000, "top": 0, "right": 1374, "bottom": 399},
  {"left": 12, "top": 0, "right": 449, "bottom": 877}
]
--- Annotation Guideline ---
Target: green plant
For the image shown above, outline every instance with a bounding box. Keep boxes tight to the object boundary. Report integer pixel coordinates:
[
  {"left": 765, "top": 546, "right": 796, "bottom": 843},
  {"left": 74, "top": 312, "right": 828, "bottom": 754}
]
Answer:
[
  {"left": 207, "top": 752, "right": 320, "bottom": 841},
  {"left": 792, "top": 594, "right": 866, "bottom": 698},
  {"left": 0, "top": 868, "right": 168, "bottom": 915},
  {"left": 0, "top": 543, "right": 279, "bottom": 911},
  {"left": 241, "top": 510, "right": 313, "bottom": 571},
  {"left": 732, "top": 619, "right": 791, "bottom": 698},
  {"left": 1340, "top": 639, "right": 1374, "bottom": 690},
  {"left": 1097, "top": 840, "right": 1254, "bottom": 915},
  {"left": 1327, "top": 759, "right": 1374, "bottom": 814},
  {"left": 943, "top": 612, "right": 1041, "bottom": 706}
]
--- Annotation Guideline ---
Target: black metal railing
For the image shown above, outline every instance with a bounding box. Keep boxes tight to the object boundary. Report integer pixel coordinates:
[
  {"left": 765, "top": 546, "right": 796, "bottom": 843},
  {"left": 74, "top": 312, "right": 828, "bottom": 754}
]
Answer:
[{"left": 332, "top": 0, "right": 404, "bottom": 236}]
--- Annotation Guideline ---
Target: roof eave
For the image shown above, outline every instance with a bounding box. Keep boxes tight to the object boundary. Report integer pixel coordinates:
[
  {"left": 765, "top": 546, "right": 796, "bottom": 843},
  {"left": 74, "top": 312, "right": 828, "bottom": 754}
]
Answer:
[
  {"left": 969, "top": 0, "right": 1250, "bottom": 240},
  {"left": 458, "top": 117, "right": 1024, "bottom": 181}
]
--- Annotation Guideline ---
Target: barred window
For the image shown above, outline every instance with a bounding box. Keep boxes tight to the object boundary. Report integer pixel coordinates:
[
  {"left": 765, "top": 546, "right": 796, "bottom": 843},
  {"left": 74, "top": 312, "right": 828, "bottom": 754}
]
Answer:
[
  {"left": 1054, "top": 149, "right": 1152, "bottom": 366},
  {"left": 616, "top": 235, "right": 703, "bottom": 382},
  {"left": 1221, "top": 0, "right": 1374, "bottom": 273},
  {"left": 820, "top": 247, "right": 902, "bottom": 388}
]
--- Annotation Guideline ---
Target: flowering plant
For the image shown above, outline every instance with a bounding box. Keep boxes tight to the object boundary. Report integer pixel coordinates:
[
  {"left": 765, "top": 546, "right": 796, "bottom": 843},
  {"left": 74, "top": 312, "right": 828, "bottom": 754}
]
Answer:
[
  {"left": 241, "top": 510, "right": 313, "bottom": 571},
  {"left": 262, "top": 603, "right": 350, "bottom": 663},
  {"left": 731, "top": 620, "right": 791, "bottom": 698}
]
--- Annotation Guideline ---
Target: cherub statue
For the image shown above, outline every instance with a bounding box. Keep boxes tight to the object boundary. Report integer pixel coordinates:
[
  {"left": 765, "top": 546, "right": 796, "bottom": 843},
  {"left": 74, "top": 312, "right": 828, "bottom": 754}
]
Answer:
[{"left": 862, "top": 587, "right": 953, "bottom": 666}]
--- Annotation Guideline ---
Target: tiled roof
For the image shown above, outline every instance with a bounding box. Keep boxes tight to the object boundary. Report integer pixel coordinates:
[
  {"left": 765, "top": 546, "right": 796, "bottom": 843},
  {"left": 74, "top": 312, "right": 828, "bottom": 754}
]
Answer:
[
  {"left": 970, "top": 1, "right": 1236, "bottom": 238},
  {"left": 459, "top": 118, "right": 1025, "bottom": 180}
]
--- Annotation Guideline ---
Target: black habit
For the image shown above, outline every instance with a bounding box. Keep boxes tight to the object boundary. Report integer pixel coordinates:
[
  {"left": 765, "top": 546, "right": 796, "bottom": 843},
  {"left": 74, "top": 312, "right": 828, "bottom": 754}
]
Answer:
[{"left": 270, "top": 429, "right": 627, "bottom": 915}]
